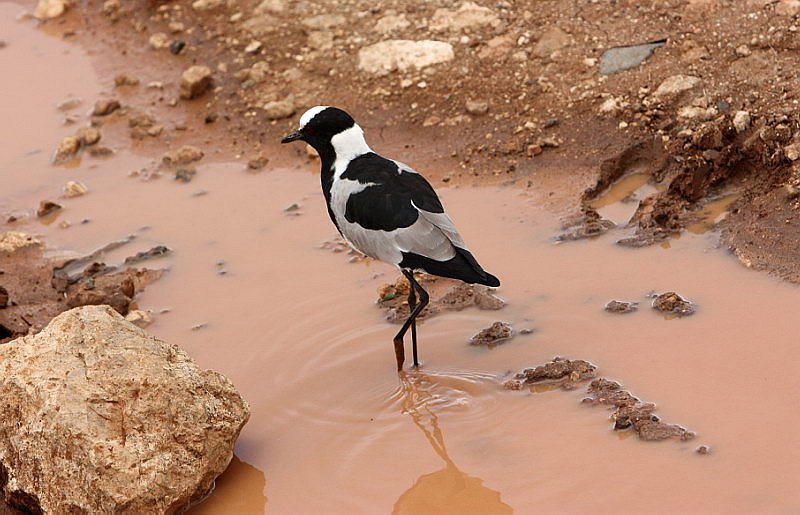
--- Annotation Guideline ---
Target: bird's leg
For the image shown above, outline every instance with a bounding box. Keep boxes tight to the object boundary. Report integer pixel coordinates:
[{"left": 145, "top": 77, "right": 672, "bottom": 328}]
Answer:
[
  {"left": 393, "top": 270, "right": 429, "bottom": 370},
  {"left": 407, "top": 275, "right": 418, "bottom": 367}
]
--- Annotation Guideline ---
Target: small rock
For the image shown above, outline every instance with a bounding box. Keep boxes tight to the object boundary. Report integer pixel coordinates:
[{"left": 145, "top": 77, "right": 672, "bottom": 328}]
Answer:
[
  {"left": 284, "top": 203, "right": 300, "bottom": 212},
  {"left": 651, "top": 291, "right": 695, "bottom": 317},
  {"left": 174, "top": 168, "right": 197, "bottom": 183},
  {"left": 113, "top": 74, "right": 139, "bottom": 87},
  {"left": 653, "top": 75, "right": 702, "bottom": 97},
  {"left": 785, "top": 144, "right": 800, "bottom": 161},
  {"left": 422, "top": 116, "right": 441, "bottom": 127},
  {"left": 526, "top": 144, "right": 543, "bottom": 157},
  {"left": 125, "top": 309, "right": 152, "bottom": 328},
  {"left": 162, "top": 145, "right": 204, "bottom": 166},
  {"left": 733, "top": 111, "right": 751, "bottom": 133},
  {"left": 57, "top": 98, "right": 81, "bottom": 111},
  {"left": 253, "top": 0, "right": 284, "bottom": 14},
  {"left": 0, "top": 232, "right": 39, "bottom": 253},
  {"left": 62, "top": 181, "right": 88, "bottom": 198},
  {"left": 678, "top": 106, "right": 717, "bottom": 121},
  {"left": 374, "top": 14, "right": 410, "bottom": 34},
  {"left": 696, "top": 445, "right": 712, "bottom": 455},
  {"left": 358, "top": 40, "right": 454, "bottom": 76},
  {"left": 599, "top": 40, "right": 665, "bottom": 75},
  {"left": 169, "top": 40, "right": 186, "bottom": 55},
  {"left": 262, "top": 95, "right": 295, "bottom": 120},
  {"left": 469, "top": 321, "right": 512, "bottom": 347},
  {"left": 735, "top": 45, "right": 751, "bottom": 57},
  {"left": 76, "top": 126, "right": 101, "bottom": 146},
  {"left": 149, "top": 32, "right": 169, "bottom": 49},
  {"left": 54, "top": 135, "right": 80, "bottom": 163},
  {"left": 36, "top": 201, "right": 62, "bottom": 218},
  {"left": 430, "top": 2, "right": 498, "bottom": 32},
  {"left": 465, "top": 100, "right": 489, "bottom": 115},
  {"left": 179, "top": 65, "right": 213, "bottom": 100},
  {"left": 244, "top": 40, "right": 262, "bottom": 53},
  {"left": 604, "top": 300, "right": 638, "bottom": 314},
  {"left": 533, "top": 27, "right": 570, "bottom": 58},
  {"left": 247, "top": 154, "right": 269, "bottom": 170},
  {"left": 33, "top": 0, "right": 69, "bottom": 20},
  {"left": 598, "top": 97, "right": 619, "bottom": 114},
  {"left": 88, "top": 145, "right": 114, "bottom": 158},
  {"left": 192, "top": 0, "right": 224, "bottom": 10},
  {"left": 307, "top": 31, "right": 334, "bottom": 50},
  {"left": 92, "top": 99, "right": 121, "bottom": 116},
  {"left": 302, "top": 14, "right": 345, "bottom": 30}
]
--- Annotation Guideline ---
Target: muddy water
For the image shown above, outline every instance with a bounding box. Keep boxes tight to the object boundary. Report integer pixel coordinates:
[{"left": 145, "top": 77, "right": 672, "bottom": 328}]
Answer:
[{"left": 4, "top": 6, "right": 800, "bottom": 513}]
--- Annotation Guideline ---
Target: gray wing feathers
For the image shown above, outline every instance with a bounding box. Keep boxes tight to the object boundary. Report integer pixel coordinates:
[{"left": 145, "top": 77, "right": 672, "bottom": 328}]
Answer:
[
  {"left": 415, "top": 207, "right": 468, "bottom": 250},
  {"left": 394, "top": 215, "right": 455, "bottom": 261}
]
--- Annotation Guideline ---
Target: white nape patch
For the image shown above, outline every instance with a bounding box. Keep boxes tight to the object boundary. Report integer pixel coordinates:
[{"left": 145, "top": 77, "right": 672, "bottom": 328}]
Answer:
[
  {"left": 331, "top": 124, "right": 372, "bottom": 179},
  {"left": 298, "top": 105, "right": 329, "bottom": 129}
]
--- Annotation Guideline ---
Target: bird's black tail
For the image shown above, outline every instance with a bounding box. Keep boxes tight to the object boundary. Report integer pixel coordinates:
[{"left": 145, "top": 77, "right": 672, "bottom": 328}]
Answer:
[{"left": 399, "top": 247, "right": 500, "bottom": 287}]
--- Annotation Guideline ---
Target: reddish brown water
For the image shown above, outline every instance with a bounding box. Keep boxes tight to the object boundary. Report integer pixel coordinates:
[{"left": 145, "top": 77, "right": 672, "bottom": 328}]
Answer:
[{"left": 4, "top": 5, "right": 800, "bottom": 512}]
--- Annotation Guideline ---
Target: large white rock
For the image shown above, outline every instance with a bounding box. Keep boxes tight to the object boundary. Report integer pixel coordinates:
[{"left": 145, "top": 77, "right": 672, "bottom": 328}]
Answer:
[
  {"left": 0, "top": 306, "right": 249, "bottom": 513},
  {"left": 358, "top": 40, "right": 454, "bottom": 75}
]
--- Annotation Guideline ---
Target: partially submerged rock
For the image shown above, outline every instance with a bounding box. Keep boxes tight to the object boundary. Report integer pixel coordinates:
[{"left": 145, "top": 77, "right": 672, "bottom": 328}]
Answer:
[
  {"left": 504, "top": 357, "right": 597, "bottom": 390},
  {"left": 33, "top": 0, "right": 70, "bottom": 19},
  {"left": 53, "top": 135, "right": 80, "bottom": 163},
  {"left": 583, "top": 378, "right": 695, "bottom": 441},
  {"left": 36, "top": 200, "right": 62, "bottom": 218},
  {"left": 556, "top": 207, "right": 615, "bottom": 241},
  {"left": 378, "top": 274, "right": 505, "bottom": 323},
  {"left": 604, "top": 300, "right": 638, "bottom": 314},
  {"left": 469, "top": 321, "right": 512, "bottom": 347},
  {"left": 91, "top": 98, "right": 121, "bottom": 116},
  {"left": 0, "top": 306, "right": 249, "bottom": 513},
  {"left": 62, "top": 180, "right": 88, "bottom": 198},
  {"left": 162, "top": 145, "right": 204, "bottom": 166},
  {"left": 651, "top": 291, "right": 695, "bottom": 317}
]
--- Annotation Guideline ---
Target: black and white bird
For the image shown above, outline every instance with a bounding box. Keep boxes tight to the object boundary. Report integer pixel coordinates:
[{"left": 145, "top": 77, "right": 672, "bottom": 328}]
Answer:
[{"left": 281, "top": 106, "right": 500, "bottom": 371}]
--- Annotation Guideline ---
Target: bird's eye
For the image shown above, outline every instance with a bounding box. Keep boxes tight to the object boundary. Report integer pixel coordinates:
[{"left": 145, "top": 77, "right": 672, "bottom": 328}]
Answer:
[{"left": 304, "top": 126, "right": 315, "bottom": 136}]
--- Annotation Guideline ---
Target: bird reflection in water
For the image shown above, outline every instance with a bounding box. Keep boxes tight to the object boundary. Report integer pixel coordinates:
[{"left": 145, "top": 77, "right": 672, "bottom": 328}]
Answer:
[{"left": 392, "top": 371, "right": 513, "bottom": 515}]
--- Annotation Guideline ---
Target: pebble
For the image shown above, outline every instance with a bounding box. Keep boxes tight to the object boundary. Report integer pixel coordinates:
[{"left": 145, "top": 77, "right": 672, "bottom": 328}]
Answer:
[
  {"left": 62, "top": 181, "right": 88, "bottom": 198},
  {"left": 179, "top": 65, "right": 213, "bottom": 99},
  {"left": 149, "top": 32, "right": 169, "bottom": 49},
  {"left": 465, "top": 100, "right": 489, "bottom": 115},
  {"left": 54, "top": 136, "right": 80, "bottom": 163},
  {"left": 114, "top": 74, "right": 139, "bottom": 87},
  {"left": 125, "top": 309, "right": 152, "bottom": 328},
  {"left": 162, "top": 145, "right": 204, "bottom": 166},
  {"left": 192, "top": 0, "right": 224, "bottom": 11},
  {"left": 653, "top": 75, "right": 702, "bottom": 97},
  {"left": 733, "top": 110, "right": 751, "bottom": 133},
  {"left": 76, "top": 127, "right": 101, "bottom": 146},
  {"left": 262, "top": 95, "right": 295, "bottom": 120},
  {"left": 34, "top": 0, "right": 69, "bottom": 20},
  {"left": 92, "top": 98, "right": 121, "bottom": 116},
  {"left": 170, "top": 40, "right": 186, "bottom": 55},
  {"left": 37, "top": 200, "right": 62, "bottom": 218}
]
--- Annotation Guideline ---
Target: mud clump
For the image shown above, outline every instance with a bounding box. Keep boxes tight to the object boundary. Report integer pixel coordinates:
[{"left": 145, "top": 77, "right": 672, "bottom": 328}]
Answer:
[
  {"left": 504, "top": 357, "right": 597, "bottom": 391},
  {"left": 604, "top": 300, "right": 638, "bottom": 314},
  {"left": 378, "top": 274, "right": 504, "bottom": 323},
  {"left": 0, "top": 234, "right": 164, "bottom": 343},
  {"left": 556, "top": 207, "right": 615, "bottom": 241},
  {"left": 651, "top": 291, "right": 695, "bottom": 317},
  {"left": 505, "top": 358, "right": 696, "bottom": 444},
  {"left": 469, "top": 321, "right": 512, "bottom": 348},
  {"left": 583, "top": 378, "right": 695, "bottom": 442}
]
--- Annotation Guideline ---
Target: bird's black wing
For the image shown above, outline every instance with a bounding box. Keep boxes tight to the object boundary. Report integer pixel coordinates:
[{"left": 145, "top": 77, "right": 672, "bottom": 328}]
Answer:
[{"left": 340, "top": 153, "right": 443, "bottom": 231}]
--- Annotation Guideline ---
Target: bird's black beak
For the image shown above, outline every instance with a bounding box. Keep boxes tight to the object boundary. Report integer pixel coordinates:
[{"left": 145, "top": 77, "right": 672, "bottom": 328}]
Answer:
[{"left": 281, "top": 130, "right": 303, "bottom": 144}]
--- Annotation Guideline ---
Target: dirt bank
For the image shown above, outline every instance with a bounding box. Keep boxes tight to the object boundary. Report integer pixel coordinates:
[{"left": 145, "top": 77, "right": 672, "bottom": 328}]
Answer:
[{"left": 17, "top": 0, "right": 798, "bottom": 281}]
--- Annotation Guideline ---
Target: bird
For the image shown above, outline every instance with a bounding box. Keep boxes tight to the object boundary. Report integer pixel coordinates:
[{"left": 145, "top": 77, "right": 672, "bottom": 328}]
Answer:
[{"left": 281, "top": 106, "right": 500, "bottom": 371}]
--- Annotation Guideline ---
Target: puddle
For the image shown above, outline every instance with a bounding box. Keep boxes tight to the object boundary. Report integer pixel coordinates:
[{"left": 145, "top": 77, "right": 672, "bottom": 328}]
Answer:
[
  {"left": 686, "top": 193, "right": 740, "bottom": 235},
  {"left": 588, "top": 172, "right": 661, "bottom": 225},
  {"left": 4, "top": 7, "right": 800, "bottom": 513}
]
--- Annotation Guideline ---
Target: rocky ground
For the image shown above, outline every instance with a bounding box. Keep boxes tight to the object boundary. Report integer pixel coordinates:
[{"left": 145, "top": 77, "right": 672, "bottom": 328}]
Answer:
[{"left": 22, "top": 0, "right": 800, "bottom": 281}]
